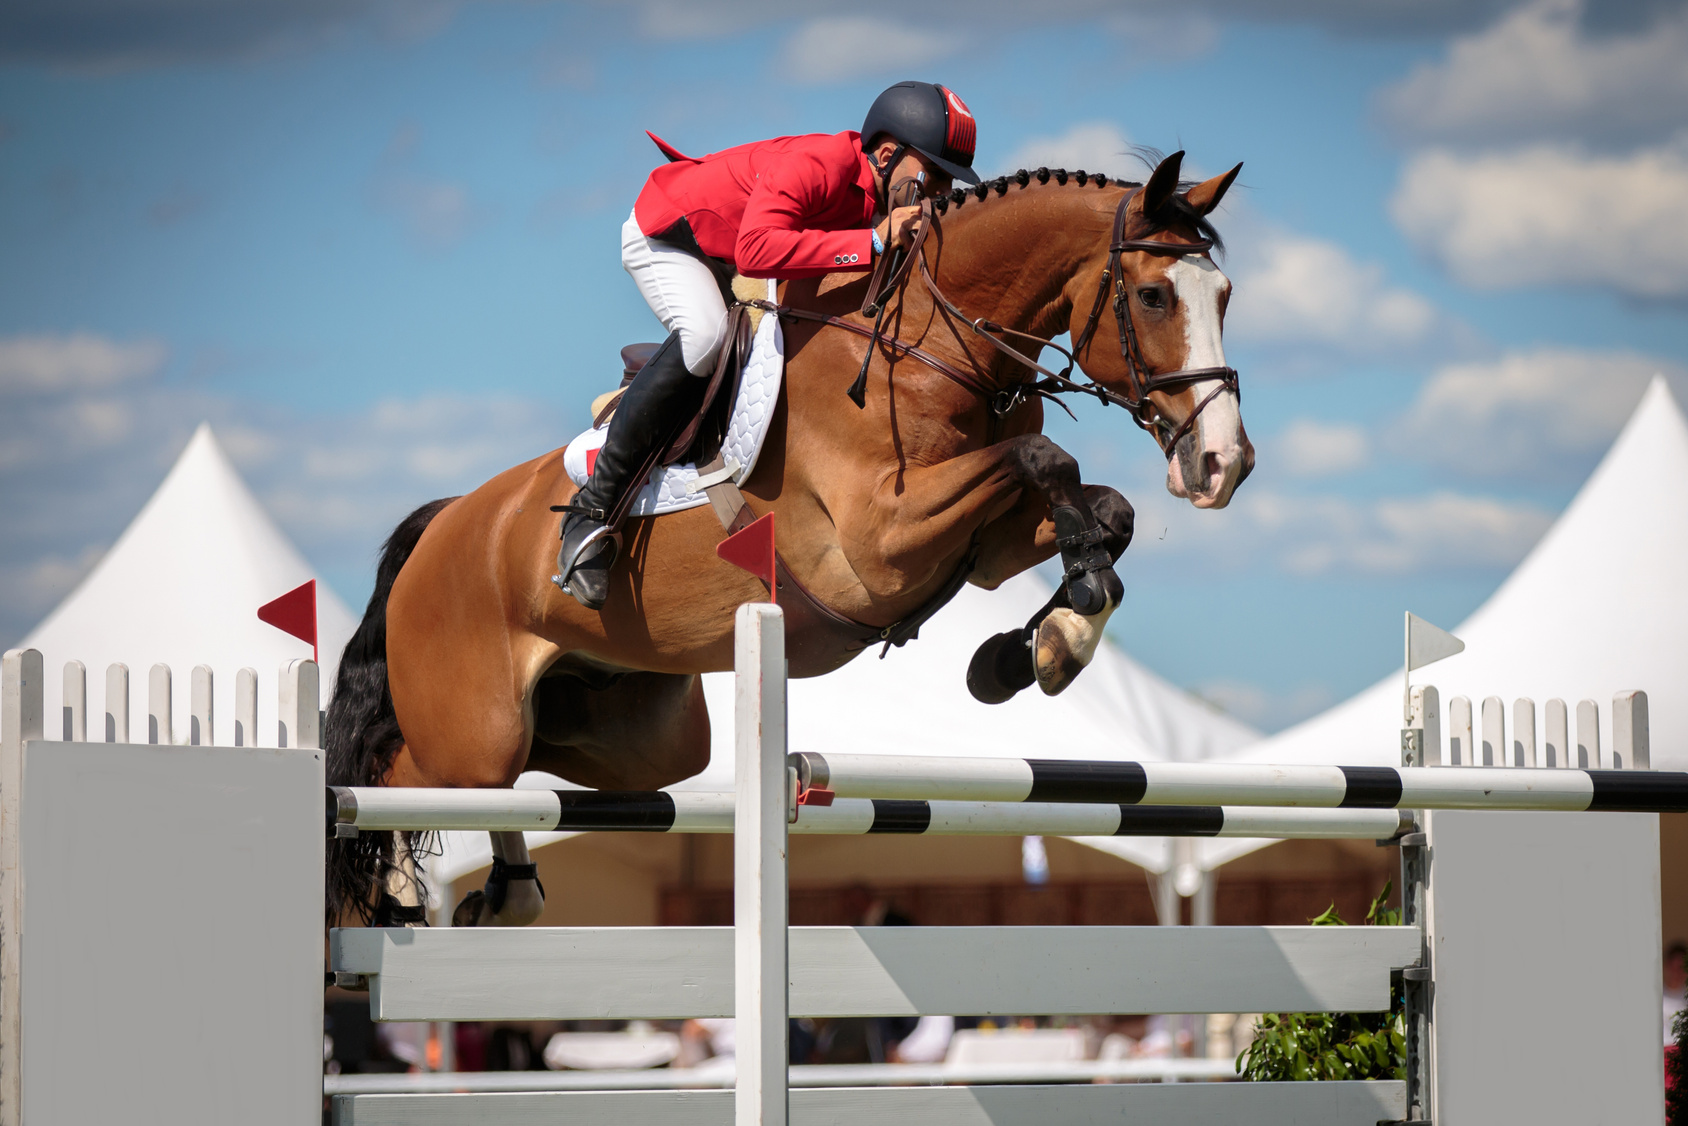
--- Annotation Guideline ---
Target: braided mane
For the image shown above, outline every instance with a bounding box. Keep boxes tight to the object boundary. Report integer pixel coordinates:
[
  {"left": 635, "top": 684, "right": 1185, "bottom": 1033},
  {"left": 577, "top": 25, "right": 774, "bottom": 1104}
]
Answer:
[{"left": 933, "top": 167, "right": 1224, "bottom": 254}]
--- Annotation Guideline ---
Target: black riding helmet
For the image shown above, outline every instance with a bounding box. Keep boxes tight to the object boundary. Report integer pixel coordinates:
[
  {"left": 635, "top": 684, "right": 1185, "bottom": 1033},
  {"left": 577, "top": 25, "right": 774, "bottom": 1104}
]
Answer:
[{"left": 861, "top": 81, "right": 981, "bottom": 187}]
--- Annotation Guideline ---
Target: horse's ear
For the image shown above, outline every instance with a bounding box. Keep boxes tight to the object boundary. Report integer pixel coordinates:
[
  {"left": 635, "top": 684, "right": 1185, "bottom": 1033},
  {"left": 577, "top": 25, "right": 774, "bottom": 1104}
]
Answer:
[
  {"left": 1141, "top": 150, "right": 1184, "bottom": 218},
  {"left": 1185, "top": 162, "right": 1242, "bottom": 217}
]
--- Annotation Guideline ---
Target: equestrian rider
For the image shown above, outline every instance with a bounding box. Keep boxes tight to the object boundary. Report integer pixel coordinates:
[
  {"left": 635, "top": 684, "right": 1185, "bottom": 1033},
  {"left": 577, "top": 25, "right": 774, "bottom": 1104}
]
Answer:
[{"left": 555, "top": 80, "right": 982, "bottom": 609}]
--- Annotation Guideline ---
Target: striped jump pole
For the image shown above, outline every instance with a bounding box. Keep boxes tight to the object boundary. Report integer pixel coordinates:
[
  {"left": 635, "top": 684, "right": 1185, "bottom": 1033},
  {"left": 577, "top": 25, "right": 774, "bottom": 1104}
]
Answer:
[
  {"left": 792, "top": 752, "right": 1688, "bottom": 813},
  {"left": 328, "top": 786, "right": 1412, "bottom": 840}
]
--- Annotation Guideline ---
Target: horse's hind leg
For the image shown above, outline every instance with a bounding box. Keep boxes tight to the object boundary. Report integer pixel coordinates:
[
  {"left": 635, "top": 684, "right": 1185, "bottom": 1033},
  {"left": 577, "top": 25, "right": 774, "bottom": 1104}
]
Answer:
[
  {"left": 448, "top": 670, "right": 710, "bottom": 927},
  {"left": 452, "top": 832, "right": 546, "bottom": 927}
]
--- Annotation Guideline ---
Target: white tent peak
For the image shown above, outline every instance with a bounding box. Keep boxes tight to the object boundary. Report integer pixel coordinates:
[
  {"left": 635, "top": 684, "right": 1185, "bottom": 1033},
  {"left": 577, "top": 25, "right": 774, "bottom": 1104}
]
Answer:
[
  {"left": 1194, "top": 376, "right": 1688, "bottom": 870},
  {"left": 20, "top": 422, "right": 357, "bottom": 744}
]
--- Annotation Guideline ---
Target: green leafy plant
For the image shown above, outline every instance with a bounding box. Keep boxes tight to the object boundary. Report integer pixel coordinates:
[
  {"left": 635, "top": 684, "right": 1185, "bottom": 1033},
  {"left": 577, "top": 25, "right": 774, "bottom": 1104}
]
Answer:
[{"left": 1236, "top": 884, "right": 1406, "bottom": 1082}]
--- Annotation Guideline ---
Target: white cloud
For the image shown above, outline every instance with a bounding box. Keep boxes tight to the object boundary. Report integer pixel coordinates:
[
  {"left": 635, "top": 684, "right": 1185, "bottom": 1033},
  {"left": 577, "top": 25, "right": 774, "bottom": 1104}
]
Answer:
[
  {"left": 1000, "top": 122, "right": 1135, "bottom": 177},
  {"left": 0, "top": 333, "right": 166, "bottom": 393},
  {"left": 1276, "top": 419, "right": 1369, "bottom": 478},
  {"left": 1400, "top": 347, "right": 1687, "bottom": 477},
  {"left": 779, "top": 17, "right": 958, "bottom": 85},
  {"left": 1125, "top": 481, "right": 1553, "bottom": 579},
  {"left": 0, "top": 336, "right": 571, "bottom": 643},
  {"left": 1377, "top": 0, "right": 1688, "bottom": 147},
  {"left": 1390, "top": 141, "right": 1688, "bottom": 300},
  {"left": 0, "top": 546, "right": 103, "bottom": 624},
  {"left": 1226, "top": 231, "right": 1442, "bottom": 353},
  {"left": 371, "top": 124, "right": 487, "bottom": 249}
]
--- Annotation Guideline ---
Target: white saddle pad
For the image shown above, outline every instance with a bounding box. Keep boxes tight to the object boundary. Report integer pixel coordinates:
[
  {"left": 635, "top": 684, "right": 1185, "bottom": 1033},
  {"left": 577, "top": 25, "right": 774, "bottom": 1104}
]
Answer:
[{"left": 563, "top": 279, "right": 784, "bottom": 518}]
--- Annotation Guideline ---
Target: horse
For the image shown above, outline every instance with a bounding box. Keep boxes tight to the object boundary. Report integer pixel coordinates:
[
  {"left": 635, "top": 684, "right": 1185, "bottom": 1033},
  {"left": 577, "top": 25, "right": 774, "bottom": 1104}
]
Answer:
[{"left": 325, "top": 150, "right": 1254, "bottom": 927}]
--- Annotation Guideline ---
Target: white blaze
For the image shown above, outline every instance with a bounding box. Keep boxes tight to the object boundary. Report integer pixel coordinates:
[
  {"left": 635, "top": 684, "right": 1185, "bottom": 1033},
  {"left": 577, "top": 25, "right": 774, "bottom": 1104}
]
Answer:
[{"left": 1167, "top": 255, "right": 1241, "bottom": 457}]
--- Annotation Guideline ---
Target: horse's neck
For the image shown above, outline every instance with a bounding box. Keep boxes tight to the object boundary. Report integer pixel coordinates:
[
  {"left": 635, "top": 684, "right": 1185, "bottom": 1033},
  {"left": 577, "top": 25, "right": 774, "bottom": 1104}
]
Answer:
[{"left": 933, "top": 189, "right": 1109, "bottom": 344}]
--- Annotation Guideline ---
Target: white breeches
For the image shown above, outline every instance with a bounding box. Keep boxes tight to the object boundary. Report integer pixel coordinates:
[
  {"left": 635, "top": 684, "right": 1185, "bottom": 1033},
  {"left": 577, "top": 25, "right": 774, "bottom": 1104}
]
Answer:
[{"left": 621, "top": 210, "right": 729, "bottom": 375}]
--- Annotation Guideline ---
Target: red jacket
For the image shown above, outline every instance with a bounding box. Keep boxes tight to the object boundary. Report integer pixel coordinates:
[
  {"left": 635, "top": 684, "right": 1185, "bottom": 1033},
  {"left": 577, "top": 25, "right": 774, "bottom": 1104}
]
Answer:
[{"left": 634, "top": 130, "right": 878, "bottom": 280}]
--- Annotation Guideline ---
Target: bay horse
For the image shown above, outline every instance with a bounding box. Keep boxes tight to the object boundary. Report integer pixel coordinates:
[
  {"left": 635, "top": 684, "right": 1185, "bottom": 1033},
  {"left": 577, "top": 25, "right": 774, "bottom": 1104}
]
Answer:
[{"left": 325, "top": 150, "right": 1253, "bottom": 926}]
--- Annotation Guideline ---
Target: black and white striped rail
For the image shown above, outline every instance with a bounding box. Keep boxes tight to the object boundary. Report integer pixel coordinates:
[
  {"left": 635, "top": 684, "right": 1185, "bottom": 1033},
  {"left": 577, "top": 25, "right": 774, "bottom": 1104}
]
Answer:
[
  {"left": 328, "top": 786, "right": 1412, "bottom": 840},
  {"left": 791, "top": 752, "right": 1688, "bottom": 812}
]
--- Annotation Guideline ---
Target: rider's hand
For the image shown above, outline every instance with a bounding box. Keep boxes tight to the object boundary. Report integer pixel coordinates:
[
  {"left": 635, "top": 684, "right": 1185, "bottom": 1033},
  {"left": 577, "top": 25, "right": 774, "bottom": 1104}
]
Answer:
[{"left": 875, "top": 204, "right": 922, "bottom": 252}]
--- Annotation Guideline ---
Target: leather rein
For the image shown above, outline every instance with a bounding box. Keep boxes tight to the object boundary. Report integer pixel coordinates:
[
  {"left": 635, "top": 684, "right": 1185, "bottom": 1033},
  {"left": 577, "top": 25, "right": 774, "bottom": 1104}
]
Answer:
[{"left": 748, "top": 187, "right": 1239, "bottom": 460}]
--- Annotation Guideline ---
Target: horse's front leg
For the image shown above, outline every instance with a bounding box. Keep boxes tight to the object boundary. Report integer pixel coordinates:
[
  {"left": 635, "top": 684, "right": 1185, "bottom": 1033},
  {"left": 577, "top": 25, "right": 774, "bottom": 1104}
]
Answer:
[
  {"left": 970, "top": 483, "right": 1134, "bottom": 590},
  {"left": 852, "top": 434, "right": 1115, "bottom": 592},
  {"left": 966, "top": 482, "right": 1135, "bottom": 701}
]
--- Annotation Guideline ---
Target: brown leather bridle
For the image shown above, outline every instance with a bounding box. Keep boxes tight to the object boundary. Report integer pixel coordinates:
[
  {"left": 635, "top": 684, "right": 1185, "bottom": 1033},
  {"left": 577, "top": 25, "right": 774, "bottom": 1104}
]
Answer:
[{"left": 752, "top": 186, "right": 1240, "bottom": 460}]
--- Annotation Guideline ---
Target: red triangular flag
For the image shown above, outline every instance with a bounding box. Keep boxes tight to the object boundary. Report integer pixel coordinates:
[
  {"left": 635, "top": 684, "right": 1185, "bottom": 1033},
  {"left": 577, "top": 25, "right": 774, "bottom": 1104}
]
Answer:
[
  {"left": 716, "top": 512, "right": 776, "bottom": 604},
  {"left": 258, "top": 579, "right": 318, "bottom": 662}
]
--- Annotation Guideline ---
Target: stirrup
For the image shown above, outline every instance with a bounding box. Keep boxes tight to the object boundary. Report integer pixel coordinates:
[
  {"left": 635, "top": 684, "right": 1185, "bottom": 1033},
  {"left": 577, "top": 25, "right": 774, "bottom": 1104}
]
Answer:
[{"left": 553, "top": 521, "right": 617, "bottom": 582}]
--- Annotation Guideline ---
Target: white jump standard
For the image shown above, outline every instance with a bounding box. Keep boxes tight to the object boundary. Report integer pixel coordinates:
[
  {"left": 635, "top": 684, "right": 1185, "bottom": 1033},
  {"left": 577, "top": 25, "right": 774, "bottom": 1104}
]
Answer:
[{"left": 329, "top": 785, "right": 1415, "bottom": 840}]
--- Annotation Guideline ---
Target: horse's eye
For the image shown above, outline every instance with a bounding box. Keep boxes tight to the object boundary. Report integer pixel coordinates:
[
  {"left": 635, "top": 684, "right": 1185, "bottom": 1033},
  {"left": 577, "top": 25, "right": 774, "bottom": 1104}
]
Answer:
[{"left": 1138, "top": 287, "right": 1164, "bottom": 309}]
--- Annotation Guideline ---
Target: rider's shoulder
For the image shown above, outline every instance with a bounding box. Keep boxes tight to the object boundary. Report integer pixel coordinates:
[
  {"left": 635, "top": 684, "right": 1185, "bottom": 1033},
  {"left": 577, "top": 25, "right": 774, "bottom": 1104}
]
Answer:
[{"left": 751, "top": 130, "right": 866, "bottom": 180}]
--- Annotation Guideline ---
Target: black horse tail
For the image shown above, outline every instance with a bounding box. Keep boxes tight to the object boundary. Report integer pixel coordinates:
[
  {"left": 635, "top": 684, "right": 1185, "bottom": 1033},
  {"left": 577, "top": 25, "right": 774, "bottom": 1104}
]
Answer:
[{"left": 324, "top": 496, "right": 457, "bottom": 925}]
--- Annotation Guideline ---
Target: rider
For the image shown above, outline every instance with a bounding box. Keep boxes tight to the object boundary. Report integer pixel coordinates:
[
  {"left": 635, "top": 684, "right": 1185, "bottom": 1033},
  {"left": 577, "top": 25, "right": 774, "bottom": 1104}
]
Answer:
[{"left": 555, "top": 80, "right": 982, "bottom": 609}]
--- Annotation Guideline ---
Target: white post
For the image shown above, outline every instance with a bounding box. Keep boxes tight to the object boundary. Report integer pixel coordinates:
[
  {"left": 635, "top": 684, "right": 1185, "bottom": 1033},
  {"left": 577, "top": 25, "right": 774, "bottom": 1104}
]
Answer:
[
  {"left": 1409, "top": 686, "right": 1441, "bottom": 767},
  {"left": 2, "top": 648, "right": 45, "bottom": 1126},
  {"left": 1480, "top": 697, "right": 1504, "bottom": 767},
  {"left": 62, "top": 660, "right": 86, "bottom": 742},
  {"left": 236, "top": 668, "right": 258, "bottom": 748},
  {"left": 148, "top": 663, "right": 172, "bottom": 745},
  {"left": 105, "top": 663, "right": 129, "bottom": 744},
  {"left": 1576, "top": 699, "right": 1601, "bottom": 769},
  {"left": 1545, "top": 698, "right": 1569, "bottom": 769},
  {"left": 1513, "top": 698, "right": 1536, "bottom": 769},
  {"left": 1449, "top": 696, "right": 1473, "bottom": 766},
  {"left": 190, "top": 666, "right": 214, "bottom": 747},
  {"left": 734, "top": 603, "right": 787, "bottom": 1126},
  {"left": 1613, "top": 691, "right": 1649, "bottom": 771},
  {"left": 278, "top": 660, "right": 321, "bottom": 750}
]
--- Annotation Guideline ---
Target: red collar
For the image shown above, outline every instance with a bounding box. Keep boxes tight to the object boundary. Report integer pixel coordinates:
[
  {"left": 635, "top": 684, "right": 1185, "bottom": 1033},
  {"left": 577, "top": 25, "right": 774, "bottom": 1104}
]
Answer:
[{"left": 845, "top": 131, "right": 878, "bottom": 198}]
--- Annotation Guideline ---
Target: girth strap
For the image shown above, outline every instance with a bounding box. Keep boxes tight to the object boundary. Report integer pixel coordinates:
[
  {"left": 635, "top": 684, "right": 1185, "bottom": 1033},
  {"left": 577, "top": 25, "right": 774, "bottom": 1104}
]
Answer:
[{"left": 694, "top": 453, "right": 976, "bottom": 663}]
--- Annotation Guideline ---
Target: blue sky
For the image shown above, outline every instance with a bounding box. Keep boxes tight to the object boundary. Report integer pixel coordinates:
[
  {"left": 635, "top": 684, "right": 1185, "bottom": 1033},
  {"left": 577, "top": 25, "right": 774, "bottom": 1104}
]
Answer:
[{"left": 3, "top": 0, "right": 1686, "bottom": 730}]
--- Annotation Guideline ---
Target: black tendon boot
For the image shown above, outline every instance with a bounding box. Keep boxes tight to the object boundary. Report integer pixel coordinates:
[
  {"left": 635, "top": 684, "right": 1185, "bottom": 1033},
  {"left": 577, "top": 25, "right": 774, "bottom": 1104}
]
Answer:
[
  {"left": 1051, "top": 505, "right": 1124, "bottom": 617},
  {"left": 555, "top": 332, "right": 704, "bottom": 610}
]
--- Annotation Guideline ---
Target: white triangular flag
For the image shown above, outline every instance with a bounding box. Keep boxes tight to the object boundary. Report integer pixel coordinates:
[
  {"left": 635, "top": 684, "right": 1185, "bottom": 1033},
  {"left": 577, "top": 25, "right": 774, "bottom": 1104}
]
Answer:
[{"left": 1406, "top": 612, "right": 1464, "bottom": 671}]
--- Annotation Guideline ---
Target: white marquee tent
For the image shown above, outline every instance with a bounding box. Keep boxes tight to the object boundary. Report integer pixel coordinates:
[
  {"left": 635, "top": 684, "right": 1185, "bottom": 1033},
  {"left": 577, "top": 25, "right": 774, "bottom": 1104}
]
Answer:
[
  {"left": 1188, "top": 375, "right": 1688, "bottom": 873},
  {"left": 17, "top": 423, "right": 359, "bottom": 746}
]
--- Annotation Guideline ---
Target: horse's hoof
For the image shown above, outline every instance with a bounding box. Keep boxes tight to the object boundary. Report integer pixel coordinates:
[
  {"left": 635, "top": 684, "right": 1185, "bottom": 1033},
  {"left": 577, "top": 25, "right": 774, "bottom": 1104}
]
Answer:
[
  {"left": 1034, "top": 606, "right": 1112, "bottom": 696},
  {"left": 451, "top": 889, "right": 488, "bottom": 927},
  {"left": 967, "top": 629, "right": 1036, "bottom": 704}
]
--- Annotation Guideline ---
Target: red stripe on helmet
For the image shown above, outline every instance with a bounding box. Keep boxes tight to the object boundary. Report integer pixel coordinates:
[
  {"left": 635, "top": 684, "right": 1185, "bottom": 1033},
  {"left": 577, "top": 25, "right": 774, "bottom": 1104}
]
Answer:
[{"left": 939, "top": 86, "right": 976, "bottom": 163}]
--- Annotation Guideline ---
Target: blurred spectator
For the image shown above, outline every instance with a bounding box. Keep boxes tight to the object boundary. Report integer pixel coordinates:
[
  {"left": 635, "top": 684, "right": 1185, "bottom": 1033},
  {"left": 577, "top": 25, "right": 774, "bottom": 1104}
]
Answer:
[
  {"left": 891, "top": 1015, "right": 954, "bottom": 1063},
  {"left": 1667, "top": 942, "right": 1687, "bottom": 1048}
]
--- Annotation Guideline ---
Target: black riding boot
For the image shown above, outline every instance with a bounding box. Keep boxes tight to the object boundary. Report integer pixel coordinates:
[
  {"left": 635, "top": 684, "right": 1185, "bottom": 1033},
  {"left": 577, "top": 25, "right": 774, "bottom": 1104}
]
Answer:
[{"left": 555, "top": 331, "right": 704, "bottom": 610}]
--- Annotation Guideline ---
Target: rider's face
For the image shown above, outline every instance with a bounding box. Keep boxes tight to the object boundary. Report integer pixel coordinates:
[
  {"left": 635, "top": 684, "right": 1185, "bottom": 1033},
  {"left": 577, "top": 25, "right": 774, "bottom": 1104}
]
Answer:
[
  {"left": 900, "top": 151, "right": 952, "bottom": 198},
  {"left": 874, "top": 142, "right": 953, "bottom": 199}
]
